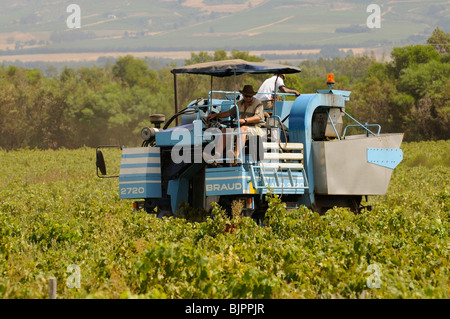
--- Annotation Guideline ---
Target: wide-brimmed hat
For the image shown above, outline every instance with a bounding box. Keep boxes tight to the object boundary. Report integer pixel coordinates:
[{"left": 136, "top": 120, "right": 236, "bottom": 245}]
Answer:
[{"left": 239, "top": 85, "right": 257, "bottom": 96}]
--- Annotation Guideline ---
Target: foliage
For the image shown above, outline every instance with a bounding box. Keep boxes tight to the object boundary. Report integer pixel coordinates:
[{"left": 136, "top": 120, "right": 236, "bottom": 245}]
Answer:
[
  {"left": 427, "top": 27, "right": 450, "bottom": 55},
  {"left": 0, "top": 29, "right": 449, "bottom": 150},
  {"left": 0, "top": 141, "right": 448, "bottom": 299},
  {"left": 346, "top": 28, "right": 450, "bottom": 141},
  {"left": 387, "top": 45, "right": 440, "bottom": 79}
]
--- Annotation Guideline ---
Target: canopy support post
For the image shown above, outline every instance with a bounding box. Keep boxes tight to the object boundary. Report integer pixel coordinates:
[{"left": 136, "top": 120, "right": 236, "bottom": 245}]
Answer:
[{"left": 173, "top": 72, "right": 179, "bottom": 126}]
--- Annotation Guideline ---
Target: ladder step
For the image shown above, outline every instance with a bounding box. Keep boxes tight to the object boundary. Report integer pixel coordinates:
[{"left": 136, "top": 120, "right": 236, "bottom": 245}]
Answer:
[
  {"left": 264, "top": 152, "right": 304, "bottom": 160},
  {"left": 260, "top": 162, "right": 304, "bottom": 169},
  {"left": 263, "top": 142, "right": 303, "bottom": 150}
]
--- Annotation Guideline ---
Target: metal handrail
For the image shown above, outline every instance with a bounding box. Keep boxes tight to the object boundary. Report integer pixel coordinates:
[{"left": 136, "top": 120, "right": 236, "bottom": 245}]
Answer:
[
  {"left": 342, "top": 111, "right": 381, "bottom": 138},
  {"left": 207, "top": 91, "right": 297, "bottom": 101}
]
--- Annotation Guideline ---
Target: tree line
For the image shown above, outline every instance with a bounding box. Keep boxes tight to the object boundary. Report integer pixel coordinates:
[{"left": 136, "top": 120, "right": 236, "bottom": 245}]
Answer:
[{"left": 0, "top": 28, "right": 448, "bottom": 150}]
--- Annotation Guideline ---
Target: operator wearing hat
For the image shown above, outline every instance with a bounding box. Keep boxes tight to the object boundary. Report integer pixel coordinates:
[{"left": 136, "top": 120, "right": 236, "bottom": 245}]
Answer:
[{"left": 205, "top": 85, "right": 265, "bottom": 164}]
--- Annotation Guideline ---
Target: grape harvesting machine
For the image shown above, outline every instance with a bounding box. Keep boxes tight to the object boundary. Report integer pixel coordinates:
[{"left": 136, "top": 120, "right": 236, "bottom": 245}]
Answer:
[{"left": 96, "top": 59, "right": 403, "bottom": 221}]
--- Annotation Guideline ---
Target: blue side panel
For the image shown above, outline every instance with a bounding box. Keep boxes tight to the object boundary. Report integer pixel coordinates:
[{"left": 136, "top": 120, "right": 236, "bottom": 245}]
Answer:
[
  {"left": 119, "top": 147, "right": 162, "bottom": 199},
  {"left": 367, "top": 148, "right": 403, "bottom": 169},
  {"left": 155, "top": 124, "right": 196, "bottom": 147},
  {"left": 289, "top": 94, "right": 322, "bottom": 207},
  {"left": 205, "top": 166, "right": 252, "bottom": 196},
  {"left": 155, "top": 120, "right": 206, "bottom": 147}
]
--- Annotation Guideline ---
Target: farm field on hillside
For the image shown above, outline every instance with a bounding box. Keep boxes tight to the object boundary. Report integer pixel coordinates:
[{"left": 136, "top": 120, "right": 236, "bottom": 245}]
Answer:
[
  {"left": 0, "top": 0, "right": 447, "bottom": 54},
  {"left": 0, "top": 141, "right": 448, "bottom": 299}
]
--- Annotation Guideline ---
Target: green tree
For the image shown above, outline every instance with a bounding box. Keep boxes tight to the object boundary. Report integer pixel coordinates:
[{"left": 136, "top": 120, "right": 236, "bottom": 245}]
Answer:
[
  {"left": 184, "top": 51, "right": 214, "bottom": 65},
  {"left": 37, "top": 79, "right": 72, "bottom": 148},
  {"left": 0, "top": 75, "right": 20, "bottom": 149},
  {"left": 387, "top": 45, "right": 440, "bottom": 79},
  {"left": 348, "top": 76, "right": 400, "bottom": 134},
  {"left": 399, "top": 59, "right": 450, "bottom": 100},
  {"left": 230, "top": 49, "right": 264, "bottom": 62},
  {"left": 427, "top": 27, "right": 450, "bottom": 55},
  {"left": 213, "top": 49, "right": 228, "bottom": 61},
  {"left": 113, "top": 55, "right": 154, "bottom": 88},
  {"left": 398, "top": 60, "right": 450, "bottom": 140}
]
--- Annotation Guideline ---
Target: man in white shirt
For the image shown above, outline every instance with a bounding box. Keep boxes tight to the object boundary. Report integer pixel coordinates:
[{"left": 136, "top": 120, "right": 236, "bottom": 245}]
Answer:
[{"left": 255, "top": 74, "right": 301, "bottom": 110}]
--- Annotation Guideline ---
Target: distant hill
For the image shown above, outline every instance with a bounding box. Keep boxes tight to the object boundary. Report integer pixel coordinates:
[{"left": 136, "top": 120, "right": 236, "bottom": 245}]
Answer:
[{"left": 0, "top": 0, "right": 448, "bottom": 59}]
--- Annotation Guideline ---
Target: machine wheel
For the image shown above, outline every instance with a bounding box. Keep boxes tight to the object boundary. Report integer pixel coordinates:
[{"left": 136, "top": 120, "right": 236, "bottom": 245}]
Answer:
[{"left": 251, "top": 208, "right": 267, "bottom": 226}]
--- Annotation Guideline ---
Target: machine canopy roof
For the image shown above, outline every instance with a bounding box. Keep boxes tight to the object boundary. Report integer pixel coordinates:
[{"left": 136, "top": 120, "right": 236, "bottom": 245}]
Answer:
[{"left": 171, "top": 59, "right": 301, "bottom": 77}]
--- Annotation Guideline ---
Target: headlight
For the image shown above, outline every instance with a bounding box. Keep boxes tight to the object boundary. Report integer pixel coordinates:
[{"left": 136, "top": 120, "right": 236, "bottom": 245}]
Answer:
[{"left": 141, "top": 127, "right": 158, "bottom": 141}]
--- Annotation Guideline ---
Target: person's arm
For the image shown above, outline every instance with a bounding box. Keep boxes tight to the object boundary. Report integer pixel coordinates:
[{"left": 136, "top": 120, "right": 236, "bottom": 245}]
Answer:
[
  {"left": 217, "top": 111, "right": 231, "bottom": 119},
  {"left": 280, "top": 86, "right": 301, "bottom": 96},
  {"left": 239, "top": 114, "right": 262, "bottom": 125},
  {"left": 206, "top": 110, "right": 231, "bottom": 120}
]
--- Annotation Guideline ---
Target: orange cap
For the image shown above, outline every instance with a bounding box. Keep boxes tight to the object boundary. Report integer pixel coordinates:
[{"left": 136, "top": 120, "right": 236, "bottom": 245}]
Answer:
[{"left": 327, "top": 73, "right": 335, "bottom": 85}]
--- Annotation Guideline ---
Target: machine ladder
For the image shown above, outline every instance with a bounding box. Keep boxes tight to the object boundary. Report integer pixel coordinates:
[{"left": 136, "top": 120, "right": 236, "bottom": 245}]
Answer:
[{"left": 249, "top": 142, "right": 309, "bottom": 195}]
